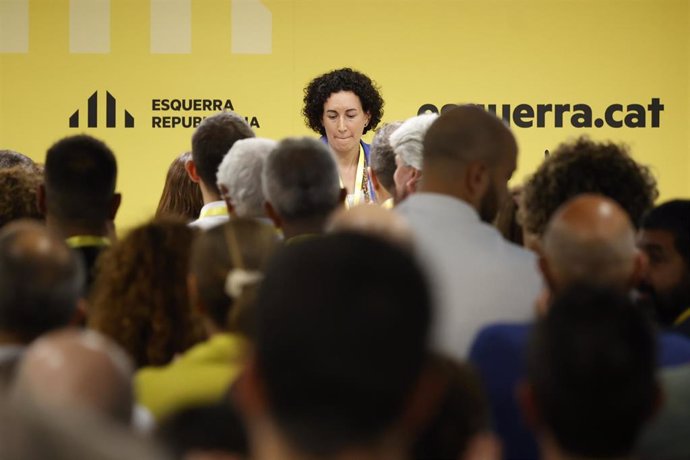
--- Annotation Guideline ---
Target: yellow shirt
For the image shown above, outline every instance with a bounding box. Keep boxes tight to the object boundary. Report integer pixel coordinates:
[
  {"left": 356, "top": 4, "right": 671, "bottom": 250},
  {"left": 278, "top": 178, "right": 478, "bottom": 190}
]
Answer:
[{"left": 135, "top": 333, "right": 246, "bottom": 421}]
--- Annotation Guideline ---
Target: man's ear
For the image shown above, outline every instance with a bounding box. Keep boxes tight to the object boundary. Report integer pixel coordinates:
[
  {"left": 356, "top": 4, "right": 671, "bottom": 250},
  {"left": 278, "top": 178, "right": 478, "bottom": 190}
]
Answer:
[
  {"left": 37, "top": 184, "right": 47, "bottom": 215},
  {"left": 538, "top": 253, "right": 556, "bottom": 291},
  {"left": 264, "top": 201, "right": 282, "bottom": 229},
  {"left": 464, "top": 161, "right": 489, "bottom": 203},
  {"left": 399, "top": 358, "right": 448, "bottom": 437},
  {"left": 185, "top": 159, "right": 201, "bottom": 183},
  {"left": 187, "top": 273, "right": 206, "bottom": 316},
  {"left": 219, "top": 184, "right": 235, "bottom": 216},
  {"left": 630, "top": 249, "right": 649, "bottom": 290},
  {"left": 234, "top": 356, "right": 269, "bottom": 418},
  {"left": 109, "top": 193, "right": 122, "bottom": 220},
  {"left": 516, "top": 381, "right": 540, "bottom": 430},
  {"left": 368, "top": 167, "right": 382, "bottom": 192},
  {"left": 70, "top": 297, "right": 89, "bottom": 327},
  {"left": 406, "top": 168, "right": 422, "bottom": 195}
]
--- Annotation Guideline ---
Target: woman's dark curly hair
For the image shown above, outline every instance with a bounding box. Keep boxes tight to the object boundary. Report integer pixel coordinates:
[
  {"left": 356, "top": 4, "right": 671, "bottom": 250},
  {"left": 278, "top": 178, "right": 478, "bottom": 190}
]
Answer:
[
  {"left": 521, "top": 136, "right": 658, "bottom": 237},
  {"left": 303, "top": 68, "right": 384, "bottom": 136},
  {"left": 88, "top": 219, "right": 204, "bottom": 368}
]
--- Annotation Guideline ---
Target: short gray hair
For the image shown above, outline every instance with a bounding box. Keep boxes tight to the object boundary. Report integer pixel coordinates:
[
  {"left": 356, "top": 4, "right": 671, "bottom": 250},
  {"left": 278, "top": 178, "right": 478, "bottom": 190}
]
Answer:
[
  {"left": 216, "top": 138, "right": 277, "bottom": 218},
  {"left": 389, "top": 114, "right": 438, "bottom": 170},
  {"left": 262, "top": 138, "right": 341, "bottom": 221},
  {"left": 369, "top": 122, "right": 402, "bottom": 194}
]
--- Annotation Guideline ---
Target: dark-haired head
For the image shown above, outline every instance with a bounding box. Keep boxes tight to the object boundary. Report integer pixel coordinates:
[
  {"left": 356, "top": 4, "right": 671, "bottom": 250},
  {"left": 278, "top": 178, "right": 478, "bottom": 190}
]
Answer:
[
  {"left": 524, "top": 284, "right": 658, "bottom": 458},
  {"left": 302, "top": 68, "right": 384, "bottom": 137},
  {"left": 190, "top": 112, "right": 255, "bottom": 197},
  {"left": 0, "top": 220, "right": 83, "bottom": 343},
  {"left": 43, "top": 135, "right": 119, "bottom": 229},
  {"left": 248, "top": 233, "right": 431, "bottom": 456},
  {"left": 521, "top": 136, "right": 658, "bottom": 240}
]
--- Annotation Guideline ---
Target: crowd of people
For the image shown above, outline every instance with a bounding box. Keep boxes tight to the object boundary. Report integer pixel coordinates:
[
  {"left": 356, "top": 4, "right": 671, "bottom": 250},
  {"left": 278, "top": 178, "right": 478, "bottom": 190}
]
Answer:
[{"left": 1, "top": 67, "right": 689, "bottom": 460}]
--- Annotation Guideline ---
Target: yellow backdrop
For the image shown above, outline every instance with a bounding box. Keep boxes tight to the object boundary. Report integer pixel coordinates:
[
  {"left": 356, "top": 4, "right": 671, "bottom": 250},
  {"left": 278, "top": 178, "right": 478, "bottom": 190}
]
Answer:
[{"left": 1, "top": 0, "right": 688, "bottom": 231}]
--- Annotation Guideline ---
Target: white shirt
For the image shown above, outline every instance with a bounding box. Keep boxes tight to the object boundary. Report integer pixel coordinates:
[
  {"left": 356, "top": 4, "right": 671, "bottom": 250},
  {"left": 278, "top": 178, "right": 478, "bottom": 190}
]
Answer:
[
  {"left": 397, "top": 193, "right": 542, "bottom": 358},
  {"left": 189, "top": 201, "right": 229, "bottom": 231}
]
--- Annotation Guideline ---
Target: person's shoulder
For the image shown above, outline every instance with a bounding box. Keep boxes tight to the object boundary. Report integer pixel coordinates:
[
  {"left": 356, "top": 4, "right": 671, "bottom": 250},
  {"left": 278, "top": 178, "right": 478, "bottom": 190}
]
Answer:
[
  {"left": 658, "top": 331, "right": 690, "bottom": 367},
  {"left": 469, "top": 322, "right": 531, "bottom": 361}
]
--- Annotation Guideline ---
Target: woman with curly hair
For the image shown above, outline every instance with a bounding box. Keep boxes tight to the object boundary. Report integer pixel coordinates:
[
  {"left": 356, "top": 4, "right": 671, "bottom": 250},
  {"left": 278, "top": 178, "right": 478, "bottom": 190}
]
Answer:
[
  {"left": 88, "top": 219, "right": 204, "bottom": 368},
  {"left": 303, "top": 68, "right": 384, "bottom": 207}
]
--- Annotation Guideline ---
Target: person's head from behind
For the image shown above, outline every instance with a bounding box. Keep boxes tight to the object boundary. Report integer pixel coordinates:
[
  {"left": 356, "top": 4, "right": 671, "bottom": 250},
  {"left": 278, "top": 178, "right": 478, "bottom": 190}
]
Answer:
[
  {"left": 520, "top": 284, "right": 659, "bottom": 459},
  {"left": 369, "top": 121, "right": 402, "bottom": 203},
  {"left": 88, "top": 219, "right": 202, "bottom": 368},
  {"left": 540, "top": 194, "right": 644, "bottom": 294},
  {"left": 389, "top": 113, "right": 437, "bottom": 204},
  {"left": 13, "top": 329, "right": 134, "bottom": 425},
  {"left": 188, "top": 112, "right": 255, "bottom": 201},
  {"left": 189, "top": 219, "right": 279, "bottom": 336},
  {"left": 156, "top": 151, "right": 203, "bottom": 222},
  {"left": 262, "top": 137, "right": 345, "bottom": 238},
  {"left": 239, "top": 233, "right": 431, "bottom": 458},
  {"left": 41, "top": 135, "right": 120, "bottom": 233},
  {"left": 0, "top": 220, "right": 83, "bottom": 344},
  {"left": 0, "top": 166, "right": 44, "bottom": 229},
  {"left": 413, "top": 354, "right": 500, "bottom": 460},
  {"left": 0, "top": 149, "right": 37, "bottom": 171},
  {"left": 637, "top": 200, "right": 690, "bottom": 326},
  {"left": 422, "top": 105, "right": 518, "bottom": 222},
  {"left": 216, "top": 138, "right": 277, "bottom": 219},
  {"left": 521, "top": 136, "right": 658, "bottom": 248}
]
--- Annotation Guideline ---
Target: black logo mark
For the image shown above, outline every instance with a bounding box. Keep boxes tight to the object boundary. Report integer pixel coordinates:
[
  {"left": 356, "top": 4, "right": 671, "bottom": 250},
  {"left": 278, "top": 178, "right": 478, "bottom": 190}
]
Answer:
[{"left": 69, "top": 91, "right": 134, "bottom": 128}]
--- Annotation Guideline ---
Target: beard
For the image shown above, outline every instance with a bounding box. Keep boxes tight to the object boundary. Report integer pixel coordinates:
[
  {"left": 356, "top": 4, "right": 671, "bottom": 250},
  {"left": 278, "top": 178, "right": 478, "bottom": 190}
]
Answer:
[
  {"left": 637, "top": 274, "right": 690, "bottom": 326},
  {"left": 478, "top": 182, "right": 500, "bottom": 224}
]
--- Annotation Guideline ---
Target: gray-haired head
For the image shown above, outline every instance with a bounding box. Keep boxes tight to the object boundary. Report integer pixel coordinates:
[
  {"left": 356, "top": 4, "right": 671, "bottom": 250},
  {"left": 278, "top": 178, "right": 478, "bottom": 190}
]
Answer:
[
  {"left": 262, "top": 137, "right": 341, "bottom": 221},
  {"left": 389, "top": 114, "right": 438, "bottom": 171},
  {"left": 217, "top": 138, "right": 277, "bottom": 218},
  {"left": 369, "top": 122, "right": 402, "bottom": 196}
]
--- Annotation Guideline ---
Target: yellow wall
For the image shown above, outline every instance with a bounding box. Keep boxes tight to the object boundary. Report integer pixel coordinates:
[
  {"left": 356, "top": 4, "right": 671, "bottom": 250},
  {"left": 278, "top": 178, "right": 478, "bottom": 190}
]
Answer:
[{"left": 1, "top": 0, "right": 688, "bottom": 231}]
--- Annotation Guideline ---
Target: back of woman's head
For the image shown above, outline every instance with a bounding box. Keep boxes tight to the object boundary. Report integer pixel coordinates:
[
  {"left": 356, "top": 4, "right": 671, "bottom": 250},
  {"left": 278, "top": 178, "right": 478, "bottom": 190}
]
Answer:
[
  {"left": 88, "top": 219, "right": 203, "bottom": 368},
  {"left": 155, "top": 152, "right": 203, "bottom": 222},
  {"left": 190, "top": 219, "right": 279, "bottom": 336}
]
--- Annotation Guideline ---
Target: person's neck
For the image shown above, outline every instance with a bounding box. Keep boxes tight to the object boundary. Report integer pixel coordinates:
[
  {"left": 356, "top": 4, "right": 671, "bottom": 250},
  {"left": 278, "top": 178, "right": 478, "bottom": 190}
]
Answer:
[
  {"left": 334, "top": 145, "right": 361, "bottom": 169},
  {"left": 418, "top": 180, "right": 475, "bottom": 209},
  {"left": 252, "top": 419, "right": 408, "bottom": 460},
  {"left": 46, "top": 215, "right": 110, "bottom": 239},
  {"left": 282, "top": 216, "right": 328, "bottom": 241},
  {"left": 199, "top": 181, "right": 221, "bottom": 205}
]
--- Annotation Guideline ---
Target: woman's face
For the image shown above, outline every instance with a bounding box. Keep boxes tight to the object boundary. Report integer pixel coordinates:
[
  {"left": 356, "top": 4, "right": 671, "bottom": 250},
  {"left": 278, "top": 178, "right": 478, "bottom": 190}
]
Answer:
[{"left": 321, "top": 91, "right": 370, "bottom": 156}]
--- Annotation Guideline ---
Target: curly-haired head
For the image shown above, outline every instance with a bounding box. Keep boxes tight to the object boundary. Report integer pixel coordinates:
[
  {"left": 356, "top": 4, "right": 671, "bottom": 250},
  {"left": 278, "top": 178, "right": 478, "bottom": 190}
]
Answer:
[
  {"left": 521, "top": 137, "right": 658, "bottom": 238},
  {"left": 0, "top": 166, "right": 43, "bottom": 229},
  {"left": 303, "top": 68, "right": 384, "bottom": 136},
  {"left": 88, "top": 219, "right": 204, "bottom": 368}
]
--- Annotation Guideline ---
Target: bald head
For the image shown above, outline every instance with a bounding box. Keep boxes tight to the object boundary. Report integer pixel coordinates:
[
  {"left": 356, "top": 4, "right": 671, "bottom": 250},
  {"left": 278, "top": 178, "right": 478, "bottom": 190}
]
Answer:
[
  {"left": 0, "top": 220, "right": 83, "bottom": 342},
  {"left": 542, "top": 194, "right": 639, "bottom": 291},
  {"left": 423, "top": 105, "right": 517, "bottom": 171},
  {"left": 13, "top": 329, "right": 134, "bottom": 424},
  {"left": 326, "top": 205, "right": 414, "bottom": 250}
]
